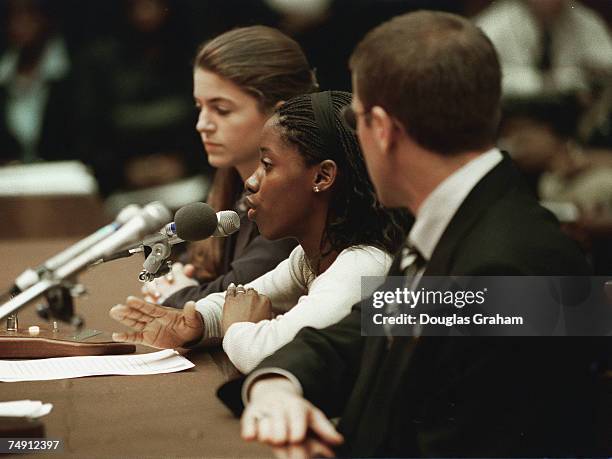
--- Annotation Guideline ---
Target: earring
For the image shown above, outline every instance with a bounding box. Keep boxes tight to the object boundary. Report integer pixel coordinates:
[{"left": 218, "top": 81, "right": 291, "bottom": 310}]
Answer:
[{"left": 313, "top": 186, "right": 320, "bottom": 193}]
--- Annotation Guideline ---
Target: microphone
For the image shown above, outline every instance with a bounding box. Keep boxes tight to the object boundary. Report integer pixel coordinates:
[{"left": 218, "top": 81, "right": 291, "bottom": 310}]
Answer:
[
  {"left": 214, "top": 210, "right": 241, "bottom": 236},
  {"left": 8, "top": 204, "right": 142, "bottom": 295},
  {"left": 98, "top": 203, "right": 241, "bottom": 263},
  {"left": 173, "top": 202, "right": 241, "bottom": 239},
  {"left": 53, "top": 202, "right": 172, "bottom": 281},
  {"left": 0, "top": 202, "right": 172, "bottom": 320},
  {"left": 137, "top": 203, "right": 240, "bottom": 282}
]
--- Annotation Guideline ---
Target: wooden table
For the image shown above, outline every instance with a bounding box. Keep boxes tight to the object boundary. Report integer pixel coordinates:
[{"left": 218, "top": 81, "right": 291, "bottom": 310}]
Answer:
[
  {"left": 0, "top": 239, "right": 269, "bottom": 457},
  {"left": 0, "top": 196, "right": 107, "bottom": 239}
]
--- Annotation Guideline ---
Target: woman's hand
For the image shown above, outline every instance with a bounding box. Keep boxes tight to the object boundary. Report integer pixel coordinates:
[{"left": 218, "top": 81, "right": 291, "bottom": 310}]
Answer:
[
  {"left": 110, "top": 296, "right": 204, "bottom": 348},
  {"left": 222, "top": 284, "right": 272, "bottom": 334},
  {"left": 141, "top": 263, "right": 199, "bottom": 304}
]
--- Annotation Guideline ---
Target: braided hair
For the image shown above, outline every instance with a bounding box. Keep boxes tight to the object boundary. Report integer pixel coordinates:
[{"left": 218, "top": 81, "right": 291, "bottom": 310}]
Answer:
[{"left": 275, "top": 91, "right": 412, "bottom": 255}]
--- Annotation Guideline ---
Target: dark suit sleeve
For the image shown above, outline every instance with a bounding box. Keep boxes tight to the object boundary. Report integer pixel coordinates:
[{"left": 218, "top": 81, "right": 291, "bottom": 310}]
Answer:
[
  {"left": 247, "top": 300, "right": 367, "bottom": 418},
  {"left": 163, "top": 235, "right": 297, "bottom": 308}
]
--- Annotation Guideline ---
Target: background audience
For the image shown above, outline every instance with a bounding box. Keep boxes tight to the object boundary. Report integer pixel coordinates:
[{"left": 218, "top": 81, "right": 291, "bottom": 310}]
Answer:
[
  {"left": 1, "top": 0, "right": 611, "bottom": 274},
  {"left": 0, "top": 0, "right": 77, "bottom": 164}
]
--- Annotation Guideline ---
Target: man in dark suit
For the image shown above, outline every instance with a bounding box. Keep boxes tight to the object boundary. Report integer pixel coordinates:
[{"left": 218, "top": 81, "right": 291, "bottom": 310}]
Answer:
[{"left": 224, "top": 11, "right": 600, "bottom": 457}]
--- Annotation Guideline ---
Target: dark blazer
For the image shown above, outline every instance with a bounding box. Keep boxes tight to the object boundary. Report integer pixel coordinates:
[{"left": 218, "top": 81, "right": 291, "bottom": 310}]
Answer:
[
  {"left": 163, "top": 212, "right": 297, "bottom": 308},
  {"left": 219, "top": 155, "right": 603, "bottom": 457}
]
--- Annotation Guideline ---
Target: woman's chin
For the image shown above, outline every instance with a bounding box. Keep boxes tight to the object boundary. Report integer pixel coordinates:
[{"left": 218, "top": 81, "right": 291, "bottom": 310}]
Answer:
[
  {"left": 206, "top": 154, "right": 231, "bottom": 169},
  {"left": 256, "top": 224, "right": 279, "bottom": 241}
]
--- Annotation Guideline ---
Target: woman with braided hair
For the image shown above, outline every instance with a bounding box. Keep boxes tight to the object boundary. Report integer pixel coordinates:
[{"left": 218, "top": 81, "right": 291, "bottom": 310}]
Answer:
[{"left": 110, "top": 91, "right": 412, "bottom": 373}]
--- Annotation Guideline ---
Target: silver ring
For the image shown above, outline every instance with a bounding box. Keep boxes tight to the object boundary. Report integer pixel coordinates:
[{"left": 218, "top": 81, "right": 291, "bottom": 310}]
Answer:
[{"left": 235, "top": 285, "right": 247, "bottom": 294}]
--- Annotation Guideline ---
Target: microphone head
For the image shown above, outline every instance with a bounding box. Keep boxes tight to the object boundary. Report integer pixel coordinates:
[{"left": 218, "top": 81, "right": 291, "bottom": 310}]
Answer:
[
  {"left": 215, "top": 210, "right": 240, "bottom": 237},
  {"left": 174, "top": 202, "right": 218, "bottom": 241}
]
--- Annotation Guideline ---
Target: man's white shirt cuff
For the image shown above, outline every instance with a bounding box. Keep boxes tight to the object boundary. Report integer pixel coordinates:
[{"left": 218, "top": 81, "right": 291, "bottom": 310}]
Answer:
[{"left": 242, "top": 368, "right": 304, "bottom": 406}]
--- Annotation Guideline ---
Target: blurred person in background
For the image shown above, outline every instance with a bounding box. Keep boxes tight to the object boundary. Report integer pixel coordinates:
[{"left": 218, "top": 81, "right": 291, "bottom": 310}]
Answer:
[
  {"left": 499, "top": 98, "right": 612, "bottom": 274},
  {"left": 477, "top": 0, "right": 612, "bottom": 272},
  {"left": 0, "top": 0, "right": 77, "bottom": 164},
  {"left": 262, "top": 0, "right": 462, "bottom": 91},
  {"left": 475, "top": 1, "right": 612, "bottom": 156},
  {"left": 475, "top": 0, "right": 612, "bottom": 97},
  {"left": 140, "top": 26, "right": 320, "bottom": 309},
  {"left": 73, "top": 0, "right": 200, "bottom": 197}
]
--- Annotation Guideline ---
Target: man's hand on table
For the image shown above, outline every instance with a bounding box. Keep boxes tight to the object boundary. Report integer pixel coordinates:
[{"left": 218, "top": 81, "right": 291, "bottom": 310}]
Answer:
[
  {"left": 242, "top": 376, "right": 343, "bottom": 447},
  {"left": 271, "top": 437, "right": 337, "bottom": 459}
]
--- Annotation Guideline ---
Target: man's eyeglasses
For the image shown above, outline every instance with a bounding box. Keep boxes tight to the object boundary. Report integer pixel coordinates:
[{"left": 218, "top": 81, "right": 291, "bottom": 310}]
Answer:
[{"left": 341, "top": 105, "right": 371, "bottom": 132}]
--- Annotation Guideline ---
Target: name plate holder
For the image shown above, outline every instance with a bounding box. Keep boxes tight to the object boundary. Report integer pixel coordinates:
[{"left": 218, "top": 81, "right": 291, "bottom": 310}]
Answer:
[{"left": 0, "top": 327, "right": 135, "bottom": 359}]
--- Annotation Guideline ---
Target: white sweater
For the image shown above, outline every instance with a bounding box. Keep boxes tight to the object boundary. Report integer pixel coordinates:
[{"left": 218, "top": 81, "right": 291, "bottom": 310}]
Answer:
[{"left": 195, "top": 245, "right": 392, "bottom": 373}]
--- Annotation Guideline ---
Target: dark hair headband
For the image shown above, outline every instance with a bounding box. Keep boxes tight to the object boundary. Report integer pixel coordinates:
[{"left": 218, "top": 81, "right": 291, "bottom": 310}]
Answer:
[{"left": 311, "top": 91, "right": 341, "bottom": 160}]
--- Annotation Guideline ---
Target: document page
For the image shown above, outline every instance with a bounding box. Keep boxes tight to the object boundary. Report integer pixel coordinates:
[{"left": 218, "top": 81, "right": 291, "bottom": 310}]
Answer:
[{"left": 0, "top": 349, "right": 194, "bottom": 382}]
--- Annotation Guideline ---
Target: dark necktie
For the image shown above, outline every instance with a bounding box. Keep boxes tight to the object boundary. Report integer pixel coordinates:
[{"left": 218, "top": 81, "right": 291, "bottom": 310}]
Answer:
[
  {"left": 385, "top": 243, "right": 426, "bottom": 342},
  {"left": 399, "top": 243, "right": 426, "bottom": 279}
]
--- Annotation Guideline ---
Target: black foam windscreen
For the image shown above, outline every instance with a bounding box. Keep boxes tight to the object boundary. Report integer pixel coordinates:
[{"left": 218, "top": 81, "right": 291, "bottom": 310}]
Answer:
[{"left": 174, "top": 202, "right": 218, "bottom": 241}]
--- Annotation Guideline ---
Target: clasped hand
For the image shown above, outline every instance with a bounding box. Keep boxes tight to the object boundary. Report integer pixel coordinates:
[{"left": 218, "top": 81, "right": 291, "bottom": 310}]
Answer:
[
  {"left": 222, "top": 284, "right": 273, "bottom": 334},
  {"left": 110, "top": 296, "right": 203, "bottom": 348}
]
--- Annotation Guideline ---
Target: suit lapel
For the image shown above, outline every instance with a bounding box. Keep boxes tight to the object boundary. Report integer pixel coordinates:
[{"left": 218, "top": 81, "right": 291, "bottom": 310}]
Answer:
[
  {"left": 340, "top": 335, "right": 418, "bottom": 456},
  {"left": 339, "top": 253, "right": 418, "bottom": 452}
]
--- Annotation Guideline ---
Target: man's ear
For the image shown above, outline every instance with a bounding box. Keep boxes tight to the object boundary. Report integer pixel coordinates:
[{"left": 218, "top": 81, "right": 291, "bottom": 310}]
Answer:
[
  {"left": 273, "top": 100, "right": 285, "bottom": 111},
  {"left": 370, "top": 106, "right": 400, "bottom": 154},
  {"left": 312, "top": 159, "right": 338, "bottom": 192}
]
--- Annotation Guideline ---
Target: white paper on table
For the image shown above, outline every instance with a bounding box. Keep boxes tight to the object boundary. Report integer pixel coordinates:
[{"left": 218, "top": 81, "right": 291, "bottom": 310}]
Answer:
[
  {"left": 0, "top": 350, "right": 194, "bottom": 382},
  {"left": 0, "top": 400, "right": 53, "bottom": 418}
]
